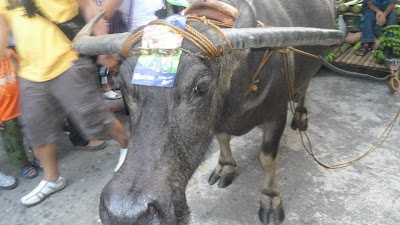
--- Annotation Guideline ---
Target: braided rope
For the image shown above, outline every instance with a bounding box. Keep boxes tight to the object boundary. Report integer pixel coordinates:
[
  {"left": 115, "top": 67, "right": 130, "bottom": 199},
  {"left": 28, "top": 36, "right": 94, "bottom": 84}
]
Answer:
[
  {"left": 248, "top": 46, "right": 400, "bottom": 169},
  {"left": 121, "top": 30, "right": 144, "bottom": 58},
  {"left": 278, "top": 47, "right": 400, "bottom": 169},
  {"left": 389, "top": 66, "right": 400, "bottom": 92},
  {"left": 121, "top": 16, "right": 233, "bottom": 59}
]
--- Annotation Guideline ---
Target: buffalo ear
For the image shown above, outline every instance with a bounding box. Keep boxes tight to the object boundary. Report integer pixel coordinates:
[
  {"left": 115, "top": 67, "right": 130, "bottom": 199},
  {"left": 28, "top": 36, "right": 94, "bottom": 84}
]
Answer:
[{"left": 235, "top": 1, "right": 258, "bottom": 28}]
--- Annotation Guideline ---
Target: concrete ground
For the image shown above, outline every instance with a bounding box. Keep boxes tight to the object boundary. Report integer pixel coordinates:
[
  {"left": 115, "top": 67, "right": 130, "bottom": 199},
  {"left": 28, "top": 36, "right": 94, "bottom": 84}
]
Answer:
[{"left": 0, "top": 69, "right": 399, "bottom": 225}]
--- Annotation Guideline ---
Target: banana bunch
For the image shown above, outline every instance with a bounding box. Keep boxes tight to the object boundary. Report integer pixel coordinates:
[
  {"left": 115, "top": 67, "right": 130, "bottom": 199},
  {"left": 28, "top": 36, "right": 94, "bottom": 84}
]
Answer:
[
  {"left": 375, "top": 25, "right": 400, "bottom": 62},
  {"left": 324, "top": 52, "right": 336, "bottom": 62},
  {"left": 373, "top": 50, "right": 387, "bottom": 63}
]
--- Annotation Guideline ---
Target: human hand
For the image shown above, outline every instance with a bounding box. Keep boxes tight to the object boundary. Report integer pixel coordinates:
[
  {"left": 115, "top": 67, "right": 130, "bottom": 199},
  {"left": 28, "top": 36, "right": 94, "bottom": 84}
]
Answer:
[
  {"left": 108, "top": 67, "right": 118, "bottom": 75},
  {"left": 96, "top": 54, "right": 119, "bottom": 70},
  {"left": 376, "top": 11, "right": 386, "bottom": 26},
  {"left": 377, "top": 16, "right": 386, "bottom": 26}
]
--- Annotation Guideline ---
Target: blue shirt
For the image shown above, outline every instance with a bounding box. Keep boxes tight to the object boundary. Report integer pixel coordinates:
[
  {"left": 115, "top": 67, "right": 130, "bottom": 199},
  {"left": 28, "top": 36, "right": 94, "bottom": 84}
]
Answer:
[{"left": 373, "top": 0, "right": 395, "bottom": 6}]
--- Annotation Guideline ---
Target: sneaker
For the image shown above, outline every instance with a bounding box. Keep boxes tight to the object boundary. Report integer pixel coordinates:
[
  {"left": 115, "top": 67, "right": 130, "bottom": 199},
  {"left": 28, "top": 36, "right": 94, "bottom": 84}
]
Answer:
[
  {"left": 0, "top": 172, "right": 18, "bottom": 190},
  {"left": 20, "top": 177, "right": 66, "bottom": 206},
  {"left": 21, "top": 163, "right": 38, "bottom": 179},
  {"left": 103, "top": 90, "right": 121, "bottom": 100}
]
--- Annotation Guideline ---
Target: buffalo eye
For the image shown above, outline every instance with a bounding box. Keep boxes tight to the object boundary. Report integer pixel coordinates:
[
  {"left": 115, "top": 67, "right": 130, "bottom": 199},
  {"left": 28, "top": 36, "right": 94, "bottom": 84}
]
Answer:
[{"left": 193, "top": 81, "right": 209, "bottom": 95}]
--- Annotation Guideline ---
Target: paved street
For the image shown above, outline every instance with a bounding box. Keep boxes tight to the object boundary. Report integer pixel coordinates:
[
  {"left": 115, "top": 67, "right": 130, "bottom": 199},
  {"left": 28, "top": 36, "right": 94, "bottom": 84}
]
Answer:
[{"left": 1, "top": 68, "right": 399, "bottom": 225}]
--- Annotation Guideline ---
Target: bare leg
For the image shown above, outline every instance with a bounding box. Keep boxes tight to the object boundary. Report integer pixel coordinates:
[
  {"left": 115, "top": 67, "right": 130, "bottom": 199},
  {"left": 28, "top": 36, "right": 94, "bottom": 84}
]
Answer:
[
  {"left": 258, "top": 121, "right": 286, "bottom": 225},
  {"left": 208, "top": 133, "right": 236, "bottom": 188},
  {"left": 101, "top": 83, "right": 112, "bottom": 93},
  {"left": 21, "top": 142, "right": 67, "bottom": 206},
  {"left": 108, "top": 119, "right": 129, "bottom": 149},
  {"left": 33, "top": 142, "right": 59, "bottom": 181}
]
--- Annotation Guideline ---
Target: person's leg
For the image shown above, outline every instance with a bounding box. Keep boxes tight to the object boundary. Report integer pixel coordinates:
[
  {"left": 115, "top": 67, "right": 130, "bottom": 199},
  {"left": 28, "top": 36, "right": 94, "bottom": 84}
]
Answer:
[
  {"left": 100, "top": 69, "right": 112, "bottom": 93},
  {"left": 386, "top": 10, "right": 397, "bottom": 26},
  {"left": 18, "top": 78, "right": 66, "bottom": 206},
  {"left": 33, "top": 142, "right": 58, "bottom": 181},
  {"left": 0, "top": 118, "right": 37, "bottom": 179},
  {"left": 108, "top": 119, "right": 128, "bottom": 148},
  {"left": 1, "top": 119, "right": 29, "bottom": 166},
  {"left": 66, "top": 117, "right": 90, "bottom": 147},
  {"left": 52, "top": 57, "right": 129, "bottom": 149},
  {"left": 20, "top": 144, "right": 66, "bottom": 206},
  {"left": 20, "top": 139, "right": 66, "bottom": 207},
  {"left": 66, "top": 117, "right": 107, "bottom": 150},
  {"left": 356, "top": 7, "right": 376, "bottom": 56},
  {"left": 99, "top": 66, "right": 121, "bottom": 100},
  {"left": 109, "top": 119, "right": 129, "bottom": 172},
  {"left": 101, "top": 83, "right": 111, "bottom": 92},
  {"left": 362, "top": 8, "right": 376, "bottom": 43}
]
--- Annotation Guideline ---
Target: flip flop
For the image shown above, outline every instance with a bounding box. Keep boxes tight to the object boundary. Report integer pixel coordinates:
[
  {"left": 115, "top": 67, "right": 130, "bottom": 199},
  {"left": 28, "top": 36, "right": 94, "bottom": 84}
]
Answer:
[
  {"left": 21, "top": 163, "right": 38, "bottom": 179},
  {"left": 355, "top": 45, "right": 369, "bottom": 56},
  {"left": 103, "top": 90, "right": 121, "bottom": 100}
]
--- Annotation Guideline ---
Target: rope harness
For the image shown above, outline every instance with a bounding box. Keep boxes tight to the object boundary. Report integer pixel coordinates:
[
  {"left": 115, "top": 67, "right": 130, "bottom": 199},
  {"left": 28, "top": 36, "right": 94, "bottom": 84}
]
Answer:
[
  {"left": 253, "top": 45, "right": 400, "bottom": 169},
  {"left": 389, "top": 65, "right": 400, "bottom": 92},
  {"left": 122, "top": 16, "right": 233, "bottom": 59},
  {"left": 120, "top": 16, "right": 400, "bottom": 170},
  {"left": 279, "top": 48, "right": 400, "bottom": 169}
]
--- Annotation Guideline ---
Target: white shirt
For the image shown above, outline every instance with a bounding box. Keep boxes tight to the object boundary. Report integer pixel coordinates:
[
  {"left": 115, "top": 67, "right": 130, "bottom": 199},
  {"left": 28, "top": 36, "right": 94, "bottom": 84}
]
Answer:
[{"left": 128, "top": 0, "right": 164, "bottom": 31}]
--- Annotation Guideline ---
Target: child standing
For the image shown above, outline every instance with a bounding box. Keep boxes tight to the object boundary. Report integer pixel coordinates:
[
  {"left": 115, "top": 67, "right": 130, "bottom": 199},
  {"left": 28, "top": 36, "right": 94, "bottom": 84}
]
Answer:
[{"left": 0, "top": 46, "right": 38, "bottom": 190}]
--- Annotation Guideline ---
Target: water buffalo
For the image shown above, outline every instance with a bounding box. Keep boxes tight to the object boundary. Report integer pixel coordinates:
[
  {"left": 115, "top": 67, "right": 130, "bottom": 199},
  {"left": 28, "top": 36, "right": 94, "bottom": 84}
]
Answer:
[{"left": 73, "top": 0, "right": 342, "bottom": 224}]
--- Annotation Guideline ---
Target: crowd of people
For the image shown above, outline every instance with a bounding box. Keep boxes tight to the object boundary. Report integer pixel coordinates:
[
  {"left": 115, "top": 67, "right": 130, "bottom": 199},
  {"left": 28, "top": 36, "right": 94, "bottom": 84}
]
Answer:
[{"left": 0, "top": 0, "right": 165, "bottom": 206}]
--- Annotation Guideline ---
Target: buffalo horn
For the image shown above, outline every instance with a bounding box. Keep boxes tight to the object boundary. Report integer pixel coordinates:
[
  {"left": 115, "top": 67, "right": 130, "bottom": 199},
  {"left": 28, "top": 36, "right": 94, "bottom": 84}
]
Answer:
[
  {"left": 72, "top": 10, "right": 131, "bottom": 55},
  {"left": 221, "top": 27, "right": 344, "bottom": 50}
]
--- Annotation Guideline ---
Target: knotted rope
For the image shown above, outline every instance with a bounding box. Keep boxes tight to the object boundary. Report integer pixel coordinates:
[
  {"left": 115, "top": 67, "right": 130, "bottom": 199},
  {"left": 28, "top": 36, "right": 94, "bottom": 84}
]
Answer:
[
  {"left": 274, "top": 47, "right": 400, "bottom": 169},
  {"left": 121, "top": 16, "right": 233, "bottom": 59},
  {"left": 389, "top": 65, "right": 400, "bottom": 92}
]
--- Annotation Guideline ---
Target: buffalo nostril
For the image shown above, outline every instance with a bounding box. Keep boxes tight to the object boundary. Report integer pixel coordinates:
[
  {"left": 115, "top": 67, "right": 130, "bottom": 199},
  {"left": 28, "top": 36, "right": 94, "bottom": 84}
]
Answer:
[{"left": 135, "top": 202, "right": 161, "bottom": 225}]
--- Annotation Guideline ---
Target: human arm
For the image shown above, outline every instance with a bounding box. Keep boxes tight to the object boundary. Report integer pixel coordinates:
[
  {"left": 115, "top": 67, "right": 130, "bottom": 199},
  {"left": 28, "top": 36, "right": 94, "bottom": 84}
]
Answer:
[
  {"left": 77, "top": 0, "right": 123, "bottom": 34},
  {"left": 0, "top": 15, "right": 9, "bottom": 60},
  {"left": 367, "top": 0, "right": 383, "bottom": 13},
  {"left": 367, "top": 0, "right": 385, "bottom": 24},
  {"left": 99, "top": 0, "right": 123, "bottom": 20},
  {"left": 367, "top": 0, "right": 396, "bottom": 26},
  {"left": 378, "top": 3, "right": 396, "bottom": 25},
  {"left": 76, "top": 0, "right": 109, "bottom": 35},
  {"left": 76, "top": 0, "right": 119, "bottom": 67}
]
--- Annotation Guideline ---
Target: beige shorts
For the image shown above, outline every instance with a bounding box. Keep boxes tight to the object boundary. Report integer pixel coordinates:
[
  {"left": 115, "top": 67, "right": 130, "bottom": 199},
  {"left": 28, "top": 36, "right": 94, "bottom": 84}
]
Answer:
[{"left": 19, "top": 57, "right": 115, "bottom": 148}]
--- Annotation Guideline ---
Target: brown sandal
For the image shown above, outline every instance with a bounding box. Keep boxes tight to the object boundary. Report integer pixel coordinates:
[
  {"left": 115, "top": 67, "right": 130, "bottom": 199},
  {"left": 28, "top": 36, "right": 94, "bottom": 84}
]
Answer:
[{"left": 355, "top": 45, "right": 369, "bottom": 56}]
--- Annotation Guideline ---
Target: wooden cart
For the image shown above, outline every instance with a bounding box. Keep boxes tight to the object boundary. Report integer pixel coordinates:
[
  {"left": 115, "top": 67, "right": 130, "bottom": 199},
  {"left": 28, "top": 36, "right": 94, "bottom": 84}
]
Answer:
[{"left": 325, "top": 11, "right": 400, "bottom": 91}]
